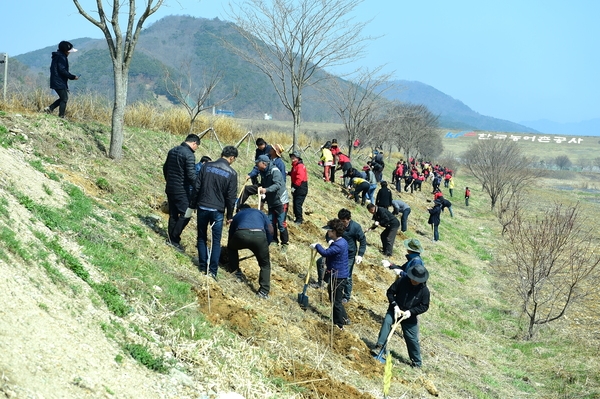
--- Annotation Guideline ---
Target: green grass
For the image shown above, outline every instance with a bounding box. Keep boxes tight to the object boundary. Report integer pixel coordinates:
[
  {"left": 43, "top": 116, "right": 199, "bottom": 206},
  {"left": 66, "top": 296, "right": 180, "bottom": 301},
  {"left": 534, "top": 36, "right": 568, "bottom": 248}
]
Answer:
[
  {"left": 124, "top": 343, "right": 168, "bottom": 373},
  {"left": 0, "top": 226, "right": 31, "bottom": 261}
]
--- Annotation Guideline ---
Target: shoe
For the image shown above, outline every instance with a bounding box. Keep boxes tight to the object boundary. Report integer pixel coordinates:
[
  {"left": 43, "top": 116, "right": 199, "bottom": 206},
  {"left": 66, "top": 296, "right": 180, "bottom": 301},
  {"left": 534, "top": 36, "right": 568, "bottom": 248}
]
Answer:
[
  {"left": 208, "top": 273, "right": 217, "bottom": 281},
  {"left": 309, "top": 282, "right": 324, "bottom": 289},
  {"left": 43, "top": 106, "right": 52, "bottom": 114},
  {"left": 370, "top": 344, "right": 383, "bottom": 356},
  {"left": 343, "top": 317, "right": 351, "bottom": 325},
  {"left": 336, "top": 325, "right": 344, "bottom": 331},
  {"left": 269, "top": 242, "right": 279, "bottom": 247},
  {"left": 294, "top": 220, "right": 303, "bottom": 225},
  {"left": 234, "top": 271, "right": 248, "bottom": 283},
  {"left": 166, "top": 240, "right": 185, "bottom": 253},
  {"left": 280, "top": 244, "right": 289, "bottom": 254},
  {"left": 256, "top": 291, "right": 269, "bottom": 300}
]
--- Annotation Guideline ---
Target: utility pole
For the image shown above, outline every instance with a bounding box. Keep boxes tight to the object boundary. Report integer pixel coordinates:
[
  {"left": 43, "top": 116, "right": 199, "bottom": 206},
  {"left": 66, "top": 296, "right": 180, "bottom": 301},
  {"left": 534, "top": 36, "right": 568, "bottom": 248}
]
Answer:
[{"left": 0, "top": 53, "right": 7, "bottom": 101}]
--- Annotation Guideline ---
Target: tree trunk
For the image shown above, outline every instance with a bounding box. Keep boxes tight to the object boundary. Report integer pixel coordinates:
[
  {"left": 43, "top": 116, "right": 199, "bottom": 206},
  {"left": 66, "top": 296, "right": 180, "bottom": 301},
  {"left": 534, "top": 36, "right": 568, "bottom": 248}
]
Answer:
[{"left": 109, "top": 65, "right": 129, "bottom": 160}]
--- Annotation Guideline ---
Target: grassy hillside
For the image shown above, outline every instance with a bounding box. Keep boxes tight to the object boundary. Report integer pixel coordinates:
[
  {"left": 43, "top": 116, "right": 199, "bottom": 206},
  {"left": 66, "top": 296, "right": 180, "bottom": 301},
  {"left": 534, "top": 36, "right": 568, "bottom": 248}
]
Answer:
[{"left": 0, "top": 110, "right": 599, "bottom": 398}]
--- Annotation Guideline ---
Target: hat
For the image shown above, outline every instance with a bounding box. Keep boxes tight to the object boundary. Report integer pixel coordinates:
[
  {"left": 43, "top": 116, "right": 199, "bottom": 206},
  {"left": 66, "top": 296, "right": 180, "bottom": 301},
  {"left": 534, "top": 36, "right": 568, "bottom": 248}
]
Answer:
[
  {"left": 272, "top": 143, "right": 284, "bottom": 157},
  {"left": 256, "top": 155, "right": 270, "bottom": 164},
  {"left": 289, "top": 150, "right": 301, "bottom": 158},
  {"left": 362, "top": 165, "right": 370, "bottom": 171},
  {"left": 58, "top": 41, "right": 77, "bottom": 53},
  {"left": 407, "top": 264, "right": 429, "bottom": 283},
  {"left": 403, "top": 238, "right": 423, "bottom": 254}
]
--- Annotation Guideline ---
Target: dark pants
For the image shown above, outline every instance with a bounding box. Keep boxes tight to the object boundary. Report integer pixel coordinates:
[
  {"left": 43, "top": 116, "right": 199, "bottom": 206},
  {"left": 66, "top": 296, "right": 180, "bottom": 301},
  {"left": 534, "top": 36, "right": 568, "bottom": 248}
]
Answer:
[
  {"left": 404, "top": 180, "right": 413, "bottom": 193},
  {"left": 400, "top": 208, "right": 410, "bottom": 232},
  {"left": 381, "top": 222, "right": 400, "bottom": 256},
  {"left": 341, "top": 163, "right": 352, "bottom": 187},
  {"left": 342, "top": 256, "right": 356, "bottom": 301},
  {"left": 376, "top": 309, "right": 422, "bottom": 367},
  {"left": 328, "top": 277, "right": 348, "bottom": 328},
  {"left": 49, "top": 89, "right": 69, "bottom": 117},
  {"left": 394, "top": 179, "right": 402, "bottom": 192},
  {"left": 228, "top": 230, "right": 271, "bottom": 294},
  {"left": 239, "top": 185, "right": 259, "bottom": 208},
  {"left": 166, "top": 192, "right": 191, "bottom": 245},
  {"left": 196, "top": 209, "right": 224, "bottom": 276},
  {"left": 431, "top": 223, "right": 439, "bottom": 241},
  {"left": 465, "top": 197, "right": 469, "bottom": 206},
  {"left": 268, "top": 204, "right": 289, "bottom": 245},
  {"left": 354, "top": 182, "right": 370, "bottom": 204},
  {"left": 292, "top": 183, "right": 308, "bottom": 223}
]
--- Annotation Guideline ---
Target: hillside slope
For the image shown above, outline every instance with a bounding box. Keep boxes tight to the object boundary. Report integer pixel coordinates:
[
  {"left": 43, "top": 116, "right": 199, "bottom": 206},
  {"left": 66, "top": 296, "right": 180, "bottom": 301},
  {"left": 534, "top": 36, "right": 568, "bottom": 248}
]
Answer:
[{"left": 1, "top": 111, "right": 599, "bottom": 398}]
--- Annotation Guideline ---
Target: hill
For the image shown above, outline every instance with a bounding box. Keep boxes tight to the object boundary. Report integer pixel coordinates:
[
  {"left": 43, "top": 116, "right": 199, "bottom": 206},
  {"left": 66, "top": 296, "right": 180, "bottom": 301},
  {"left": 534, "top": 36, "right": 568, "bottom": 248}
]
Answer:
[
  {"left": 12, "top": 15, "right": 542, "bottom": 132},
  {"left": 383, "top": 80, "right": 538, "bottom": 133},
  {"left": 1, "top": 109, "right": 599, "bottom": 398}
]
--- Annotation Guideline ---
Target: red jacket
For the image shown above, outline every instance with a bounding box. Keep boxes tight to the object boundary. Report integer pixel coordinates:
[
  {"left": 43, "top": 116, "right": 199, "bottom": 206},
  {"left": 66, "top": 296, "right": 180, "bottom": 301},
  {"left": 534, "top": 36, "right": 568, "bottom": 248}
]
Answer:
[
  {"left": 337, "top": 153, "right": 351, "bottom": 165},
  {"left": 434, "top": 191, "right": 444, "bottom": 200},
  {"left": 290, "top": 159, "right": 308, "bottom": 188}
]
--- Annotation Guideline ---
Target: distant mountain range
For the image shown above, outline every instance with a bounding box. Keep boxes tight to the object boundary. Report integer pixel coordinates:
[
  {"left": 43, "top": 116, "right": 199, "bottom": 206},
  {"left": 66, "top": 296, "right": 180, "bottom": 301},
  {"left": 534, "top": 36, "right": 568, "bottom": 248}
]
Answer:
[
  {"left": 12, "top": 15, "right": 596, "bottom": 135},
  {"left": 518, "top": 118, "right": 600, "bottom": 136}
]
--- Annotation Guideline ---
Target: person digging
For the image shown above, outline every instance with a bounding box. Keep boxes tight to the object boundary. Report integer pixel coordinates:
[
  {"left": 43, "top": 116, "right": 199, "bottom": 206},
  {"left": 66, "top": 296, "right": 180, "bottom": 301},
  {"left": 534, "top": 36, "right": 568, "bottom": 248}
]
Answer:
[{"left": 371, "top": 263, "right": 430, "bottom": 368}]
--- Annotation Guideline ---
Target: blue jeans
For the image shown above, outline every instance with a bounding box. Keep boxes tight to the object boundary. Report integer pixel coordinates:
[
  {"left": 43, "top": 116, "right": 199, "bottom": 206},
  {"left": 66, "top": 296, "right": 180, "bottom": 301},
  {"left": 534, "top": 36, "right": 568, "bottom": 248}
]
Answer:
[
  {"left": 196, "top": 209, "right": 224, "bottom": 276},
  {"left": 368, "top": 184, "right": 377, "bottom": 204}
]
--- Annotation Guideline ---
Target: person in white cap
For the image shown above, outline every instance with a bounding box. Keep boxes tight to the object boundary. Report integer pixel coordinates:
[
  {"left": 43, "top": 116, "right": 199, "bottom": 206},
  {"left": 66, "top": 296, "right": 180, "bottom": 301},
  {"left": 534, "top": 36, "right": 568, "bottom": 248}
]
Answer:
[{"left": 44, "top": 41, "right": 79, "bottom": 118}]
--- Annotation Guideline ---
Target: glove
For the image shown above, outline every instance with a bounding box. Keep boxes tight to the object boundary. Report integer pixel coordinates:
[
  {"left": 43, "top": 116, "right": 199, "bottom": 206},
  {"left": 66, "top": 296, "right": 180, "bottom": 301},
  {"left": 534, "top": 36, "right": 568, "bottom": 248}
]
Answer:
[
  {"left": 381, "top": 260, "right": 391, "bottom": 268},
  {"left": 393, "top": 268, "right": 402, "bottom": 276},
  {"left": 327, "top": 240, "right": 334, "bottom": 246},
  {"left": 355, "top": 255, "right": 363, "bottom": 264},
  {"left": 374, "top": 221, "right": 380, "bottom": 226},
  {"left": 309, "top": 243, "right": 318, "bottom": 249},
  {"left": 184, "top": 208, "right": 194, "bottom": 218},
  {"left": 394, "top": 306, "right": 403, "bottom": 321},
  {"left": 400, "top": 310, "right": 411, "bottom": 322},
  {"left": 291, "top": 187, "right": 295, "bottom": 194}
]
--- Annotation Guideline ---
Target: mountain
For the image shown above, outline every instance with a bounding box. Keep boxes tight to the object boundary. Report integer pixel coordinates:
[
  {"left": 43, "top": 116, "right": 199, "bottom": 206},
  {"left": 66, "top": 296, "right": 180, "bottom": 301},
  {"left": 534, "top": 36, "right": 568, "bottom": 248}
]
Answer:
[
  {"left": 13, "top": 15, "right": 539, "bottom": 132},
  {"left": 519, "top": 118, "right": 600, "bottom": 136},
  {"left": 382, "top": 80, "right": 538, "bottom": 133}
]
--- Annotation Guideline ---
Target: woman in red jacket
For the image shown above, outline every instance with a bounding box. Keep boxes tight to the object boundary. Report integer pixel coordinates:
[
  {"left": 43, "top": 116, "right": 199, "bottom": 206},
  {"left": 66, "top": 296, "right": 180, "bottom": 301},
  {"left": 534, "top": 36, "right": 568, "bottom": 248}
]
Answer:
[{"left": 289, "top": 151, "right": 309, "bottom": 224}]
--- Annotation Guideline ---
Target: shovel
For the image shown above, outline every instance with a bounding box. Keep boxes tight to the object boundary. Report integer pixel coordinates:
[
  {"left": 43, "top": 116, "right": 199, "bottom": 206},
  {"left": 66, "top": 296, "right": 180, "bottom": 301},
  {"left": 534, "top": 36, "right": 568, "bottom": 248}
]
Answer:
[
  {"left": 298, "top": 249, "right": 317, "bottom": 308},
  {"left": 374, "top": 319, "right": 401, "bottom": 364}
]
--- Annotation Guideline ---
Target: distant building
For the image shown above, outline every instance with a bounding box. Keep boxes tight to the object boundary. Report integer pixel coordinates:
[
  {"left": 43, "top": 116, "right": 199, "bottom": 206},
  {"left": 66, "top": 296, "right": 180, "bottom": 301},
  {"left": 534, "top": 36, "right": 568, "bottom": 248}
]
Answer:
[
  {"left": 264, "top": 113, "right": 272, "bottom": 120},
  {"left": 215, "top": 109, "right": 234, "bottom": 117}
]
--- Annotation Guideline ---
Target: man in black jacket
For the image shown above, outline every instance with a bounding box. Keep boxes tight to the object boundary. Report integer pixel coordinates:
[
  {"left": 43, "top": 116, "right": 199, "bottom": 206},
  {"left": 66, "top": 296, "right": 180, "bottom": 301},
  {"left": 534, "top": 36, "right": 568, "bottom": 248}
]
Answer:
[
  {"left": 162, "top": 134, "right": 200, "bottom": 251},
  {"left": 371, "top": 264, "right": 430, "bottom": 368},
  {"left": 44, "top": 41, "right": 79, "bottom": 118},
  {"left": 189, "top": 146, "right": 239, "bottom": 278},
  {"left": 366, "top": 203, "right": 400, "bottom": 256}
]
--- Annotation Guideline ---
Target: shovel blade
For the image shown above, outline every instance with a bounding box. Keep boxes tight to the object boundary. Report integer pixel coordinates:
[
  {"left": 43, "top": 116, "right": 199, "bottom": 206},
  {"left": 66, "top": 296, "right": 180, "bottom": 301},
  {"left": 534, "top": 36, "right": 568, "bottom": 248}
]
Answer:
[{"left": 297, "top": 292, "right": 309, "bottom": 308}]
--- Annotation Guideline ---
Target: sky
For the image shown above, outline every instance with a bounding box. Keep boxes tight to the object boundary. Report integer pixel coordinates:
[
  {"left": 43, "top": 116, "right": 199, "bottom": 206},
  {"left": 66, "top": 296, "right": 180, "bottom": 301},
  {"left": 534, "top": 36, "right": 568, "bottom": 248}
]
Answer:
[{"left": 1, "top": 0, "right": 598, "bottom": 124}]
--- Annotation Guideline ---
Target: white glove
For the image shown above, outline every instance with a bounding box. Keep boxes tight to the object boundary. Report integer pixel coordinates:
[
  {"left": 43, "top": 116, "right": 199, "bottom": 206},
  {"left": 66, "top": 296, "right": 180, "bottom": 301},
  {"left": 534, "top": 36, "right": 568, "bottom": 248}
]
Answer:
[
  {"left": 327, "top": 240, "right": 334, "bottom": 246},
  {"left": 355, "top": 255, "right": 363, "bottom": 264},
  {"left": 291, "top": 187, "right": 295, "bottom": 194},
  {"left": 381, "top": 260, "right": 391, "bottom": 268},
  {"left": 260, "top": 194, "right": 266, "bottom": 200},
  {"left": 393, "top": 268, "right": 402, "bottom": 276},
  {"left": 374, "top": 221, "right": 380, "bottom": 226},
  {"left": 309, "top": 243, "right": 318, "bottom": 249},
  {"left": 400, "top": 310, "right": 411, "bottom": 321},
  {"left": 394, "top": 306, "right": 403, "bottom": 321},
  {"left": 184, "top": 208, "right": 194, "bottom": 218}
]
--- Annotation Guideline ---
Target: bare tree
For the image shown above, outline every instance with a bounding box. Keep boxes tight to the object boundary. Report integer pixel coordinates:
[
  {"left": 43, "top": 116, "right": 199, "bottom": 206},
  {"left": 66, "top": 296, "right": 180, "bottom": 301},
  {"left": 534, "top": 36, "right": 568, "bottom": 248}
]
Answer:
[
  {"left": 500, "top": 203, "right": 600, "bottom": 339},
  {"left": 227, "top": 0, "right": 371, "bottom": 150},
  {"left": 554, "top": 155, "right": 572, "bottom": 170},
  {"left": 462, "top": 139, "right": 543, "bottom": 210},
  {"left": 321, "top": 67, "right": 392, "bottom": 158},
  {"left": 72, "top": 0, "right": 164, "bottom": 160},
  {"left": 164, "top": 61, "right": 238, "bottom": 134}
]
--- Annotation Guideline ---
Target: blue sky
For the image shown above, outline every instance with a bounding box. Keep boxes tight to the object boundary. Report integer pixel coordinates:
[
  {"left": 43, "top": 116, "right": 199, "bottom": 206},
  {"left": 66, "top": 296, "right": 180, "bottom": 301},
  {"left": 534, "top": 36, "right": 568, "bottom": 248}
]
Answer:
[{"left": 1, "top": 0, "right": 598, "bottom": 124}]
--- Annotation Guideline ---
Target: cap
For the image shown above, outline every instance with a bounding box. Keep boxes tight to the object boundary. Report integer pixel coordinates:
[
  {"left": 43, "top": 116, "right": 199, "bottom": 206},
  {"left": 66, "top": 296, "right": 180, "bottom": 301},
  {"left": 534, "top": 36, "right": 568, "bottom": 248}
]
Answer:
[
  {"left": 289, "top": 151, "right": 301, "bottom": 158},
  {"left": 407, "top": 264, "right": 429, "bottom": 283},
  {"left": 256, "top": 155, "right": 270, "bottom": 164},
  {"left": 362, "top": 165, "right": 370, "bottom": 171}
]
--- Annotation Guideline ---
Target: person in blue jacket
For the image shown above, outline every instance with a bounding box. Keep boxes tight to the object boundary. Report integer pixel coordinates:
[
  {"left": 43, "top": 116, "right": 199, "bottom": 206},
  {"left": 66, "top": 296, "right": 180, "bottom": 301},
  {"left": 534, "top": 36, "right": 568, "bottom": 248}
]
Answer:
[
  {"left": 44, "top": 41, "right": 79, "bottom": 118},
  {"left": 310, "top": 218, "right": 349, "bottom": 330}
]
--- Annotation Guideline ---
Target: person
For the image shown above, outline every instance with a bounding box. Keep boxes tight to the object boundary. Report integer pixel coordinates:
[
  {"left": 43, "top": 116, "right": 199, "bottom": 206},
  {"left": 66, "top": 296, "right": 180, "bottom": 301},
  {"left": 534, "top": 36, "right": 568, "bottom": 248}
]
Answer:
[
  {"left": 239, "top": 143, "right": 286, "bottom": 209},
  {"left": 375, "top": 181, "right": 393, "bottom": 210},
  {"left": 465, "top": 187, "right": 471, "bottom": 206},
  {"left": 329, "top": 139, "right": 341, "bottom": 184},
  {"left": 392, "top": 162, "right": 404, "bottom": 192},
  {"left": 366, "top": 203, "right": 400, "bottom": 256},
  {"left": 364, "top": 165, "right": 377, "bottom": 204},
  {"left": 256, "top": 155, "right": 290, "bottom": 252},
  {"left": 312, "top": 209, "right": 367, "bottom": 304},
  {"left": 288, "top": 151, "right": 308, "bottom": 224},
  {"left": 162, "top": 134, "right": 201, "bottom": 251},
  {"left": 381, "top": 238, "right": 425, "bottom": 281},
  {"left": 43, "top": 41, "right": 79, "bottom": 118},
  {"left": 195, "top": 155, "right": 212, "bottom": 176},
  {"left": 227, "top": 204, "right": 274, "bottom": 299},
  {"left": 353, "top": 138, "right": 361, "bottom": 149},
  {"left": 349, "top": 176, "right": 370, "bottom": 205},
  {"left": 336, "top": 153, "right": 353, "bottom": 187},
  {"left": 320, "top": 141, "right": 334, "bottom": 183},
  {"left": 371, "top": 150, "right": 385, "bottom": 182},
  {"left": 428, "top": 199, "right": 442, "bottom": 241},
  {"left": 391, "top": 199, "right": 411, "bottom": 232},
  {"left": 310, "top": 218, "right": 349, "bottom": 330},
  {"left": 249, "top": 138, "right": 272, "bottom": 185},
  {"left": 448, "top": 176, "right": 455, "bottom": 198},
  {"left": 437, "top": 195, "right": 454, "bottom": 217},
  {"left": 371, "top": 263, "right": 430, "bottom": 368},
  {"left": 188, "top": 146, "right": 239, "bottom": 278}
]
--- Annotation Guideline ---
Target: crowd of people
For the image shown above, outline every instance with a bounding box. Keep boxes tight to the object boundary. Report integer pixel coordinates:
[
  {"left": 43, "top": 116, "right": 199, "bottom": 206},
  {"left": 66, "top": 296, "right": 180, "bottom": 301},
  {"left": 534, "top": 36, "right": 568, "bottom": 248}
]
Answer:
[{"left": 163, "top": 135, "right": 468, "bottom": 368}]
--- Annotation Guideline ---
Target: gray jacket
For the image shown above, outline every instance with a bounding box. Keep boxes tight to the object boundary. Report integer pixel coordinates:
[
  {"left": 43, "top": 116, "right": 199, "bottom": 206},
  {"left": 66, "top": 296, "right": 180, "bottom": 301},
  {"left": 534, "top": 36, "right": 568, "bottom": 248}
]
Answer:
[{"left": 260, "top": 163, "right": 289, "bottom": 207}]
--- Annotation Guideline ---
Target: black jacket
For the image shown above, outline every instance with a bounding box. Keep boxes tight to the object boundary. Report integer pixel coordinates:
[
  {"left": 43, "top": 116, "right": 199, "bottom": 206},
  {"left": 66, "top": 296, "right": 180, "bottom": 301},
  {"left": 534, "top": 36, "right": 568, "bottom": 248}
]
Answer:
[
  {"left": 49, "top": 51, "right": 76, "bottom": 90},
  {"left": 190, "top": 158, "right": 238, "bottom": 220},
  {"left": 428, "top": 203, "right": 442, "bottom": 225},
  {"left": 163, "top": 142, "right": 197, "bottom": 195},
  {"left": 375, "top": 187, "right": 393, "bottom": 208},
  {"left": 372, "top": 206, "right": 400, "bottom": 228},
  {"left": 386, "top": 276, "right": 430, "bottom": 323}
]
